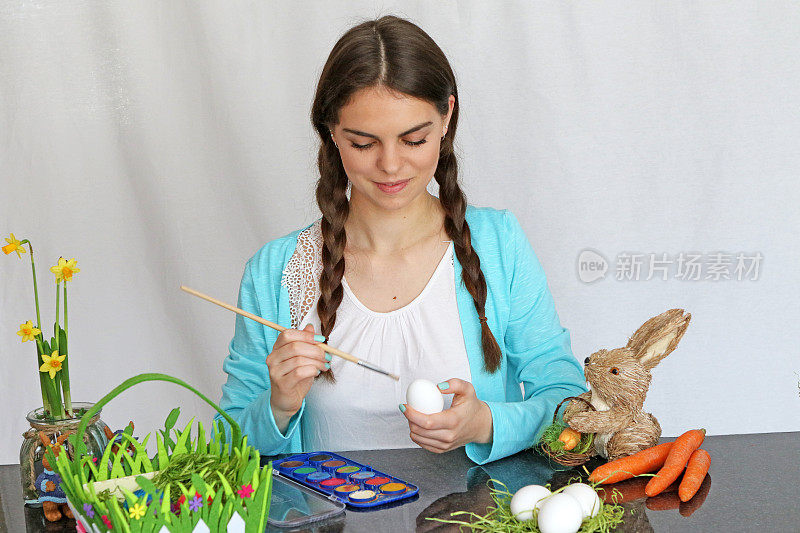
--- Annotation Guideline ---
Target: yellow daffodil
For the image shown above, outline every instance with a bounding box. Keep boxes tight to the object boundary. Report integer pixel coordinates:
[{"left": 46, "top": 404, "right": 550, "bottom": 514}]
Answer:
[
  {"left": 39, "top": 350, "right": 66, "bottom": 379},
  {"left": 129, "top": 502, "right": 147, "bottom": 520},
  {"left": 50, "top": 257, "right": 80, "bottom": 282},
  {"left": 17, "top": 320, "right": 41, "bottom": 342},
  {"left": 2, "top": 233, "right": 26, "bottom": 258}
]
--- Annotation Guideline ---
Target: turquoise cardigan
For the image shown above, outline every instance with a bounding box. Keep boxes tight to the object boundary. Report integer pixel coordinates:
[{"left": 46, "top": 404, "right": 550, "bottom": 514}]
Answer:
[{"left": 216, "top": 205, "right": 587, "bottom": 464}]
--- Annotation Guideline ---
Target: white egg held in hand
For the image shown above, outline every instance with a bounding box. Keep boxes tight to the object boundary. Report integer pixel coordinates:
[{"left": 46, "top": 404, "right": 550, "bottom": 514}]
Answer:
[
  {"left": 562, "top": 483, "right": 601, "bottom": 519},
  {"left": 509, "top": 484, "right": 551, "bottom": 521},
  {"left": 536, "top": 493, "right": 583, "bottom": 533},
  {"left": 406, "top": 379, "right": 444, "bottom": 414}
]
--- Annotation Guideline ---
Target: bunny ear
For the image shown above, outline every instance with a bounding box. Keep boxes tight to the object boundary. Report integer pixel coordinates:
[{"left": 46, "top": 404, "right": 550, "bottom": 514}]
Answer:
[
  {"left": 38, "top": 431, "right": 53, "bottom": 447},
  {"left": 626, "top": 309, "right": 691, "bottom": 370}
]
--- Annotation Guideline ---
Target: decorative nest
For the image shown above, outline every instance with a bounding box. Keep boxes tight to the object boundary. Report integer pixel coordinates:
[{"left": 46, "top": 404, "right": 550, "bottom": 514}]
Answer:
[{"left": 537, "top": 396, "right": 597, "bottom": 467}]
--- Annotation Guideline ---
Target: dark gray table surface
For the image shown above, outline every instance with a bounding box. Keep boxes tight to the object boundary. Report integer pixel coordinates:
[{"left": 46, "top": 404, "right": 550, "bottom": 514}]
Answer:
[{"left": 1, "top": 432, "right": 798, "bottom": 532}]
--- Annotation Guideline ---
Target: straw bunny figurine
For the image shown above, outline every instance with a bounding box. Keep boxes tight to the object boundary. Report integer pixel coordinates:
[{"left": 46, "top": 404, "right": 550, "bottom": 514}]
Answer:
[
  {"left": 563, "top": 308, "right": 691, "bottom": 461},
  {"left": 103, "top": 421, "right": 136, "bottom": 455},
  {"left": 36, "top": 431, "right": 73, "bottom": 522}
]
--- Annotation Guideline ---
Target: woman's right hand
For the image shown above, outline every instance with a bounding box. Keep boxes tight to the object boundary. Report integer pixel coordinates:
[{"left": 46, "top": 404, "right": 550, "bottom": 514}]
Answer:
[{"left": 266, "top": 323, "right": 330, "bottom": 431}]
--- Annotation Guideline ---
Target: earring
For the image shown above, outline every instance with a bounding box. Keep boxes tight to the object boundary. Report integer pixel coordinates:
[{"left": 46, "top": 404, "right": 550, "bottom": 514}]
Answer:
[
  {"left": 330, "top": 131, "right": 338, "bottom": 149},
  {"left": 441, "top": 127, "right": 447, "bottom": 140}
]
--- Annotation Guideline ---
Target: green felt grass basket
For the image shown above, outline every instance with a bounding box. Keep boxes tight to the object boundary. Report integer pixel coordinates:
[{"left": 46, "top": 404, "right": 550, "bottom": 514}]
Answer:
[{"left": 50, "top": 373, "right": 272, "bottom": 532}]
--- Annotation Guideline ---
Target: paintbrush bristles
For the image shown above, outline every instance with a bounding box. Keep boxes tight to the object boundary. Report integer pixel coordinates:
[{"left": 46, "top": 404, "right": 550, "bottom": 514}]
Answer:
[{"left": 180, "top": 285, "right": 399, "bottom": 381}]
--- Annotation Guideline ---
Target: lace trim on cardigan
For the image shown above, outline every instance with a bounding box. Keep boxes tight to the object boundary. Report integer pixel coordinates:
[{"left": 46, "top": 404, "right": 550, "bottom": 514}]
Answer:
[
  {"left": 280, "top": 220, "right": 323, "bottom": 329},
  {"left": 280, "top": 220, "right": 456, "bottom": 328}
]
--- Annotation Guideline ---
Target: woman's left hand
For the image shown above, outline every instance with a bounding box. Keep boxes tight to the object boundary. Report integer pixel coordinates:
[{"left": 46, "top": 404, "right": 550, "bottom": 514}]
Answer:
[{"left": 400, "top": 378, "right": 493, "bottom": 453}]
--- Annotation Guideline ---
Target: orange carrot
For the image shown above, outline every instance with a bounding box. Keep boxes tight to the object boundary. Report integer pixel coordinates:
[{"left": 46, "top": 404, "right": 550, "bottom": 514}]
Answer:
[
  {"left": 645, "top": 429, "right": 706, "bottom": 497},
  {"left": 679, "top": 474, "right": 711, "bottom": 517},
  {"left": 558, "top": 428, "right": 581, "bottom": 450},
  {"left": 662, "top": 478, "right": 681, "bottom": 493},
  {"left": 589, "top": 442, "right": 673, "bottom": 484},
  {"left": 678, "top": 449, "right": 711, "bottom": 502}
]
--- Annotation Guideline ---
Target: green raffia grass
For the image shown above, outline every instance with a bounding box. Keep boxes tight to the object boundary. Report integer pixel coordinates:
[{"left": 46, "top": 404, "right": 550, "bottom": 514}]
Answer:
[
  {"left": 152, "top": 451, "right": 242, "bottom": 504},
  {"left": 539, "top": 421, "right": 595, "bottom": 456},
  {"left": 426, "top": 480, "right": 625, "bottom": 533}
]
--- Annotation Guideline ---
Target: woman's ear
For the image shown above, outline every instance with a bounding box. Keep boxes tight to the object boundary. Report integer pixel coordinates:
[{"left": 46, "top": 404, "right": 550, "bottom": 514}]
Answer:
[
  {"left": 626, "top": 309, "right": 692, "bottom": 370},
  {"left": 443, "top": 94, "right": 455, "bottom": 131}
]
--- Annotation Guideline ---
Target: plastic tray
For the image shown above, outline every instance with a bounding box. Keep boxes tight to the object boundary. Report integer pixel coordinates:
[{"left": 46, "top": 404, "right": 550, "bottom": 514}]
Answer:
[{"left": 272, "top": 451, "right": 419, "bottom": 509}]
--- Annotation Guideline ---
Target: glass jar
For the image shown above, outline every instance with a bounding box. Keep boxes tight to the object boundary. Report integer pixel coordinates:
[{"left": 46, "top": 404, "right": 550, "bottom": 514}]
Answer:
[{"left": 19, "top": 402, "right": 109, "bottom": 506}]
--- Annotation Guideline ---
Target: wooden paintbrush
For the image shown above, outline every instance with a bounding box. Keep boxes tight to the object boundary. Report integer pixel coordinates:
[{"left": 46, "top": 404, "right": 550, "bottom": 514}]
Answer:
[{"left": 180, "top": 285, "right": 400, "bottom": 381}]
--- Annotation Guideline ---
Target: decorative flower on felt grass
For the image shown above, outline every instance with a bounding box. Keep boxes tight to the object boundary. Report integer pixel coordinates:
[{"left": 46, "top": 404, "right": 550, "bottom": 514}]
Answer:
[
  {"left": 17, "top": 320, "right": 41, "bottom": 342},
  {"left": 50, "top": 257, "right": 80, "bottom": 282},
  {"left": 101, "top": 515, "right": 113, "bottom": 529},
  {"left": 129, "top": 502, "right": 147, "bottom": 520},
  {"left": 2, "top": 233, "right": 26, "bottom": 258},
  {"left": 189, "top": 495, "right": 203, "bottom": 512},
  {"left": 39, "top": 350, "right": 65, "bottom": 379},
  {"left": 83, "top": 503, "right": 95, "bottom": 518},
  {"left": 237, "top": 484, "right": 254, "bottom": 499}
]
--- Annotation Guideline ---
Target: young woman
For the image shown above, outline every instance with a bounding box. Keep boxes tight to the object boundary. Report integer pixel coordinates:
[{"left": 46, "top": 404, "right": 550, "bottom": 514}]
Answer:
[{"left": 217, "top": 15, "right": 586, "bottom": 464}]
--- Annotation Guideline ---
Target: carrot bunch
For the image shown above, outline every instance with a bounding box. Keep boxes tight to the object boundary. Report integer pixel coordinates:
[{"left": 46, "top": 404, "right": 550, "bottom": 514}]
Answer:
[{"left": 589, "top": 428, "right": 710, "bottom": 502}]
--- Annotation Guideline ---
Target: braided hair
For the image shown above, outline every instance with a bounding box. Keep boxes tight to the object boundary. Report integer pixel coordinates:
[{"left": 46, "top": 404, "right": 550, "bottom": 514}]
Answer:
[{"left": 310, "top": 16, "right": 502, "bottom": 379}]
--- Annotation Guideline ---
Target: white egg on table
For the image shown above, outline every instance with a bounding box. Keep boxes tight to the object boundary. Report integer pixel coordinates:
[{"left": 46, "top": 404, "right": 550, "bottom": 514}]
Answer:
[
  {"left": 405, "top": 379, "right": 444, "bottom": 414},
  {"left": 562, "top": 483, "right": 601, "bottom": 519},
  {"left": 536, "top": 493, "right": 584, "bottom": 533},
  {"left": 509, "top": 484, "right": 551, "bottom": 521}
]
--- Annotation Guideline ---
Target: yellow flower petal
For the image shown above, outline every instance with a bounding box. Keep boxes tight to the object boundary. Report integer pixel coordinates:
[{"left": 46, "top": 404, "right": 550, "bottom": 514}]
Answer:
[
  {"left": 50, "top": 257, "right": 79, "bottom": 282},
  {"left": 2, "top": 233, "right": 25, "bottom": 259},
  {"left": 39, "top": 351, "right": 63, "bottom": 379},
  {"left": 17, "top": 320, "right": 41, "bottom": 342},
  {"left": 39, "top": 362, "right": 57, "bottom": 379}
]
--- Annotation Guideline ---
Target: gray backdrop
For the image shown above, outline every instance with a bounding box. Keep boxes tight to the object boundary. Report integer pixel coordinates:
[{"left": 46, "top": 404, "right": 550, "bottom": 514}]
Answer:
[{"left": 1, "top": 1, "right": 798, "bottom": 464}]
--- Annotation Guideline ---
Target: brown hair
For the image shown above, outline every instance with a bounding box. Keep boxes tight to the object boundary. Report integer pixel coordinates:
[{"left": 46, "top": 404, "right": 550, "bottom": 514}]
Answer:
[{"left": 311, "top": 15, "right": 502, "bottom": 376}]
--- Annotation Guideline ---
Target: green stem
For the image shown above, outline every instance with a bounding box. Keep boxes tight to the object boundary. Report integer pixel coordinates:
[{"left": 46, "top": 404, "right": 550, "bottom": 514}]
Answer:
[
  {"left": 20, "top": 240, "right": 42, "bottom": 330},
  {"left": 21, "top": 240, "right": 48, "bottom": 413},
  {"left": 38, "top": 372, "right": 51, "bottom": 415},
  {"left": 34, "top": 338, "right": 50, "bottom": 414},
  {"left": 61, "top": 282, "right": 72, "bottom": 414},
  {"left": 44, "top": 373, "right": 64, "bottom": 419},
  {"left": 54, "top": 281, "right": 60, "bottom": 354},
  {"left": 52, "top": 281, "right": 64, "bottom": 418}
]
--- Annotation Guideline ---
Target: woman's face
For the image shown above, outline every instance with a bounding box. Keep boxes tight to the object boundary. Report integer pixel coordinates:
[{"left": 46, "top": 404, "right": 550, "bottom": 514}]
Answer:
[{"left": 330, "top": 86, "right": 454, "bottom": 212}]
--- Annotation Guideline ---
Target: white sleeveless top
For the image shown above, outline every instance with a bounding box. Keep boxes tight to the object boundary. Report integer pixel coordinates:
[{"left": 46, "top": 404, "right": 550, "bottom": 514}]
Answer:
[{"left": 280, "top": 220, "right": 471, "bottom": 452}]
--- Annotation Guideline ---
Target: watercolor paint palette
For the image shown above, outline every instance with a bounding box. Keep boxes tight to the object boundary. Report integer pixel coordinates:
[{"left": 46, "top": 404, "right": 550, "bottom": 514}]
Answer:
[{"left": 272, "top": 451, "right": 419, "bottom": 509}]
